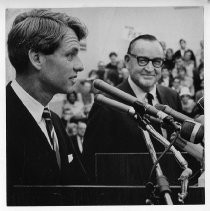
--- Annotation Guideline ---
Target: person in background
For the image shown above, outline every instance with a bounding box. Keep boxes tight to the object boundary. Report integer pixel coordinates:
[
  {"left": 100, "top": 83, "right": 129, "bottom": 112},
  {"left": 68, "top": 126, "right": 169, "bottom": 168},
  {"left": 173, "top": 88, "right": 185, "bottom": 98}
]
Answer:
[
  {"left": 195, "top": 79, "right": 204, "bottom": 104},
  {"left": 172, "top": 56, "right": 184, "bottom": 78},
  {"left": 164, "top": 48, "right": 175, "bottom": 71},
  {"left": 174, "top": 39, "right": 196, "bottom": 66},
  {"left": 178, "top": 65, "right": 194, "bottom": 96},
  {"left": 71, "top": 121, "right": 87, "bottom": 155},
  {"left": 66, "top": 122, "right": 78, "bottom": 136},
  {"left": 6, "top": 8, "right": 89, "bottom": 194},
  {"left": 105, "top": 68, "right": 121, "bottom": 86},
  {"left": 106, "top": 52, "right": 118, "bottom": 71},
  {"left": 171, "top": 77, "right": 182, "bottom": 94},
  {"left": 183, "top": 49, "right": 196, "bottom": 78},
  {"left": 174, "top": 39, "right": 187, "bottom": 59},
  {"left": 97, "top": 61, "right": 106, "bottom": 80},
  {"left": 194, "top": 62, "right": 204, "bottom": 93},
  {"left": 158, "top": 64, "right": 173, "bottom": 87},
  {"left": 78, "top": 80, "right": 94, "bottom": 119},
  {"left": 180, "top": 87, "right": 196, "bottom": 118},
  {"left": 196, "top": 40, "right": 204, "bottom": 67}
]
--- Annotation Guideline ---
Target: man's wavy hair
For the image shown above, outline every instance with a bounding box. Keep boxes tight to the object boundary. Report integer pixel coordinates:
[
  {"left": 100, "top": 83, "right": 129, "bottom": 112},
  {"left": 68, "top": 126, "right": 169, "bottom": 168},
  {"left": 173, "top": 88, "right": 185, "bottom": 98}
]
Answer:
[{"left": 7, "top": 9, "right": 88, "bottom": 74}]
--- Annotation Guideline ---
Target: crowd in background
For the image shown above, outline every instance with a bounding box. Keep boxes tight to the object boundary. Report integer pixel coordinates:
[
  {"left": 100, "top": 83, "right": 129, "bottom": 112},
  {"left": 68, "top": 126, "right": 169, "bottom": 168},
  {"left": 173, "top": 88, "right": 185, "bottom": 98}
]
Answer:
[{"left": 61, "top": 38, "right": 204, "bottom": 139}]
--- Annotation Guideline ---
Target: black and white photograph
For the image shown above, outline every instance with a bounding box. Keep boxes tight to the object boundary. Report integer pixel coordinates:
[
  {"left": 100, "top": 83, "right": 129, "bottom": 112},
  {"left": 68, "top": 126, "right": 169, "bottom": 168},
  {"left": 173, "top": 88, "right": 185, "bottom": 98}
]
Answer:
[{"left": 1, "top": 0, "right": 209, "bottom": 208}]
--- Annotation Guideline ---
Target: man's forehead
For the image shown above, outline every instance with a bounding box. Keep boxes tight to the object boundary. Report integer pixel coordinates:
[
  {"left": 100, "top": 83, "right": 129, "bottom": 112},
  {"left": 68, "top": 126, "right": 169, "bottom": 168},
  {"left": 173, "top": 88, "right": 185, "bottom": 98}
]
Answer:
[
  {"left": 132, "top": 39, "right": 164, "bottom": 56},
  {"left": 61, "top": 27, "right": 80, "bottom": 46}
]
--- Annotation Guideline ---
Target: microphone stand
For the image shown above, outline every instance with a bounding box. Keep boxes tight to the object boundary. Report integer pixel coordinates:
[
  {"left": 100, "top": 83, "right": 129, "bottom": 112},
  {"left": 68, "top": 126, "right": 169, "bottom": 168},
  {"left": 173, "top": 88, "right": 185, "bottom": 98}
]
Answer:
[
  {"left": 143, "top": 118, "right": 192, "bottom": 203},
  {"left": 135, "top": 114, "right": 192, "bottom": 204},
  {"left": 135, "top": 114, "right": 173, "bottom": 205}
]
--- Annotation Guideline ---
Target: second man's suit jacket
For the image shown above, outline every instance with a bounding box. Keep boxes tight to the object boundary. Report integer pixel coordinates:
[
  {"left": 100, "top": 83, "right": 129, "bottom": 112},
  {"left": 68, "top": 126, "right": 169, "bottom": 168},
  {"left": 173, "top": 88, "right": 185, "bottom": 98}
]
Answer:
[{"left": 83, "top": 79, "right": 183, "bottom": 179}]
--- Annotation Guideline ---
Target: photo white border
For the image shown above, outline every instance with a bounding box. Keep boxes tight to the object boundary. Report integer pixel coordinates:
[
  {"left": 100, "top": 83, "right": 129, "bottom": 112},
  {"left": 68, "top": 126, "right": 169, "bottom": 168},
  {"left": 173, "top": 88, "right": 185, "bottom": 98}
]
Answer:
[{"left": 0, "top": 0, "right": 209, "bottom": 211}]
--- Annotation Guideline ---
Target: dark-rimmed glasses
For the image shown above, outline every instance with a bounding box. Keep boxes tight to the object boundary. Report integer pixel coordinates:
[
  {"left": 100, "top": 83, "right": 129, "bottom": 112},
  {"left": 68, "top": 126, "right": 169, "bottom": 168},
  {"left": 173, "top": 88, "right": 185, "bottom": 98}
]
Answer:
[{"left": 128, "top": 53, "right": 164, "bottom": 68}]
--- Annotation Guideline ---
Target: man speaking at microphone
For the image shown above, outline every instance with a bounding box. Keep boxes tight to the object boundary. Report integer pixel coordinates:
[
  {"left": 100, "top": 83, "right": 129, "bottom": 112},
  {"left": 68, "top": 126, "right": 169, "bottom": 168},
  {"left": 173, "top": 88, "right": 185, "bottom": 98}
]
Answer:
[
  {"left": 83, "top": 34, "right": 183, "bottom": 181},
  {"left": 6, "top": 9, "right": 89, "bottom": 201}
]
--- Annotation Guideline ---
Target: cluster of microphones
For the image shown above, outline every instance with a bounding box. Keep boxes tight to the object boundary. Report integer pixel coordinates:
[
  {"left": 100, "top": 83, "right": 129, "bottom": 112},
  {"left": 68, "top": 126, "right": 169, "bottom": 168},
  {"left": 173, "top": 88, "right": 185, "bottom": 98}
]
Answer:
[{"left": 93, "top": 79, "right": 204, "bottom": 163}]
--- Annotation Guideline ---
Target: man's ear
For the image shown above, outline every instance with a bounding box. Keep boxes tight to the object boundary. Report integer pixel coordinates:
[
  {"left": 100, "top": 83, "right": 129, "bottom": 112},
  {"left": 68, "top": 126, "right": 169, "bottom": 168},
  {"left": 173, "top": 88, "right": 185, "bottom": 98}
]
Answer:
[
  {"left": 28, "top": 49, "right": 45, "bottom": 70},
  {"left": 124, "top": 54, "right": 130, "bottom": 69},
  {"left": 124, "top": 54, "right": 130, "bottom": 63}
]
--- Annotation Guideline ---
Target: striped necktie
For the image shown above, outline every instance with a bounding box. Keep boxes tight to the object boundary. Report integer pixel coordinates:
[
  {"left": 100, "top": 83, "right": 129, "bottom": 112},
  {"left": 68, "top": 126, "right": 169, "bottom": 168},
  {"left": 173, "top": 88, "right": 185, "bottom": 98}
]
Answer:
[{"left": 42, "top": 107, "right": 61, "bottom": 169}]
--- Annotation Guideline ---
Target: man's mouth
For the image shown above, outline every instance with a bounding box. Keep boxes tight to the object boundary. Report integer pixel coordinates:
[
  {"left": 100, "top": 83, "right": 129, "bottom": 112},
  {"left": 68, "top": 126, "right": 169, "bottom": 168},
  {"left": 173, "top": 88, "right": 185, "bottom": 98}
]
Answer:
[{"left": 69, "top": 75, "right": 77, "bottom": 83}]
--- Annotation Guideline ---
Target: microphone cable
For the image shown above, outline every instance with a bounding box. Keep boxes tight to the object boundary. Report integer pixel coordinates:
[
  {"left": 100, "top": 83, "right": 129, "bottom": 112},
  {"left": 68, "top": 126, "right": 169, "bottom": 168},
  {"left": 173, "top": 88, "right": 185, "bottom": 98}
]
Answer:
[{"left": 146, "top": 130, "right": 179, "bottom": 184}]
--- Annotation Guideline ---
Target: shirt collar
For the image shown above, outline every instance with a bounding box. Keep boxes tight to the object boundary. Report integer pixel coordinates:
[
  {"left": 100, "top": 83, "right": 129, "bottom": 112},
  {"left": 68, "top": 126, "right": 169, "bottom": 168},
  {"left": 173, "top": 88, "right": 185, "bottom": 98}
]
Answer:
[
  {"left": 11, "top": 80, "right": 45, "bottom": 123},
  {"left": 128, "top": 76, "right": 157, "bottom": 102}
]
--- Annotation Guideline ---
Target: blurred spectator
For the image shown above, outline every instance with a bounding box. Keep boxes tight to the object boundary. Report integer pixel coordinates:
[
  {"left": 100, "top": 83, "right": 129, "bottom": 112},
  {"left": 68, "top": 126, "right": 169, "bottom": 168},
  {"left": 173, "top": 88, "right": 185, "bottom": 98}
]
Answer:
[
  {"left": 194, "top": 63, "right": 204, "bottom": 93},
  {"left": 172, "top": 56, "right": 184, "bottom": 78},
  {"left": 76, "top": 121, "right": 87, "bottom": 153},
  {"left": 174, "top": 39, "right": 196, "bottom": 66},
  {"left": 105, "top": 68, "right": 121, "bottom": 86},
  {"left": 196, "top": 40, "right": 204, "bottom": 67},
  {"left": 62, "top": 91, "right": 85, "bottom": 126},
  {"left": 78, "top": 81, "right": 94, "bottom": 118},
  {"left": 174, "top": 39, "right": 188, "bottom": 59},
  {"left": 164, "top": 48, "right": 175, "bottom": 71},
  {"left": 68, "top": 121, "right": 87, "bottom": 155},
  {"left": 117, "top": 60, "right": 128, "bottom": 84},
  {"left": 160, "top": 41, "right": 167, "bottom": 55},
  {"left": 88, "top": 70, "right": 101, "bottom": 95},
  {"left": 158, "top": 64, "right": 173, "bottom": 87},
  {"left": 183, "top": 49, "right": 196, "bottom": 78},
  {"left": 195, "top": 79, "right": 204, "bottom": 103},
  {"left": 88, "top": 69, "right": 99, "bottom": 80},
  {"left": 66, "top": 122, "right": 78, "bottom": 136},
  {"left": 106, "top": 52, "right": 118, "bottom": 71},
  {"left": 180, "top": 87, "right": 196, "bottom": 117},
  {"left": 178, "top": 65, "right": 194, "bottom": 96},
  {"left": 171, "top": 77, "right": 182, "bottom": 94},
  {"left": 97, "top": 61, "right": 106, "bottom": 80}
]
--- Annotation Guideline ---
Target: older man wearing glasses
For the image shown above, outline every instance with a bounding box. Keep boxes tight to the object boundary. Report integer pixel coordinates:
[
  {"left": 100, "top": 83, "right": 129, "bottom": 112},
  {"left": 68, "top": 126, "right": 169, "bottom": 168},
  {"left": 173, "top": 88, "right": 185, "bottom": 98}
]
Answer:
[{"left": 83, "top": 34, "right": 183, "bottom": 182}]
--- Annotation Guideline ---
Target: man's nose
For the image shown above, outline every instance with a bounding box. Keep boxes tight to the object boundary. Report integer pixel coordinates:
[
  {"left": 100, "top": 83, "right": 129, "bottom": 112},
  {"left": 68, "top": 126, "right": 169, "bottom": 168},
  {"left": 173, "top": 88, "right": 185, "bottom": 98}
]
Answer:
[
  {"left": 144, "top": 61, "right": 155, "bottom": 72},
  {"left": 73, "top": 57, "right": 84, "bottom": 72}
]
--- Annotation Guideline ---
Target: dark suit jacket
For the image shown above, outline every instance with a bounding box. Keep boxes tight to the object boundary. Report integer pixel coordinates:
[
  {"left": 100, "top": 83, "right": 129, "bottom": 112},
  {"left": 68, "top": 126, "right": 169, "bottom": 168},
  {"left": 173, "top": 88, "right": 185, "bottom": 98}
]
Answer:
[
  {"left": 6, "top": 83, "right": 88, "bottom": 189},
  {"left": 68, "top": 135, "right": 83, "bottom": 156},
  {"left": 83, "top": 79, "right": 183, "bottom": 180}
]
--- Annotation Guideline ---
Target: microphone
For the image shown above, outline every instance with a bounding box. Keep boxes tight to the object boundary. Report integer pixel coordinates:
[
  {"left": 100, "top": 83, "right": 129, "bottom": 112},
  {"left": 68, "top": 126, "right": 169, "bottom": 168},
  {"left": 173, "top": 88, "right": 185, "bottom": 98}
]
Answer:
[
  {"left": 93, "top": 79, "right": 179, "bottom": 130},
  {"left": 95, "top": 94, "right": 170, "bottom": 130},
  {"left": 170, "top": 119, "right": 204, "bottom": 162},
  {"left": 95, "top": 94, "right": 135, "bottom": 116},
  {"left": 171, "top": 133, "right": 204, "bottom": 162},
  {"left": 155, "top": 104, "right": 194, "bottom": 123},
  {"left": 180, "top": 120, "right": 204, "bottom": 145}
]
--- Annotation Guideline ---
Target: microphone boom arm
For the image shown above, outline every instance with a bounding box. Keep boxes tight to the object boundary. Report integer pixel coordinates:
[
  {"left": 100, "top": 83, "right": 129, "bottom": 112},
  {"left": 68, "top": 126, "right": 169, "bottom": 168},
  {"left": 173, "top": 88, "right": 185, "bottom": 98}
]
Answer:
[{"left": 142, "top": 116, "right": 192, "bottom": 203}]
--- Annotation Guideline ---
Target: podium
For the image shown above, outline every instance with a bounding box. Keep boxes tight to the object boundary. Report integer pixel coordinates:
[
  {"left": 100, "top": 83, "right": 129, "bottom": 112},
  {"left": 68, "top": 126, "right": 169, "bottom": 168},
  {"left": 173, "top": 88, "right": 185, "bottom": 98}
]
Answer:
[
  {"left": 9, "top": 185, "right": 204, "bottom": 205},
  {"left": 95, "top": 152, "right": 201, "bottom": 185},
  {"left": 8, "top": 153, "right": 204, "bottom": 205}
]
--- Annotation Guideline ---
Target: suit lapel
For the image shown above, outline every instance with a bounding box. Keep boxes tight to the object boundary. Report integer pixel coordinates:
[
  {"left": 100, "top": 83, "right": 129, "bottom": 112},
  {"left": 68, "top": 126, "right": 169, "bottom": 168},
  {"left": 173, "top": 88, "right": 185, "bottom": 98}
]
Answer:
[{"left": 7, "top": 84, "right": 53, "bottom": 151}]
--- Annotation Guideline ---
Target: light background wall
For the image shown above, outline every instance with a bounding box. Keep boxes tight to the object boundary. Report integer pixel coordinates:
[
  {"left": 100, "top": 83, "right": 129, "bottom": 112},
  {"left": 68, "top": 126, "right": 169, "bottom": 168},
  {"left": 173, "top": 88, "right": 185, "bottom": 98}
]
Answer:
[{"left": 6, "top": 7, "right": 203, "bottom": 83}]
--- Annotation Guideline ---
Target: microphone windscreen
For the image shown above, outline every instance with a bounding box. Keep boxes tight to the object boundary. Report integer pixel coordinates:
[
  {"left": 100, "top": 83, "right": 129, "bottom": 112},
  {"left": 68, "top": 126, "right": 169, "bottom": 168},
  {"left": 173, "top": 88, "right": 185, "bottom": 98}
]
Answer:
[{"left": 180, "top": 120, "right": 204, "bottom": 144}]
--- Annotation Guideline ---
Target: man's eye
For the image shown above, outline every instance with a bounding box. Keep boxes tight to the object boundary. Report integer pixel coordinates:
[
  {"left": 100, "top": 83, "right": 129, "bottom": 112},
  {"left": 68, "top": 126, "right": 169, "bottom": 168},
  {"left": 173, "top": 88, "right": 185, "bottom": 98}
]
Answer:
[
  {"left": 138, "top": 58, "right": 148, "bottom": 63},
  {"left": 67, "top": 53, "right": 75, "bottom": 61}
]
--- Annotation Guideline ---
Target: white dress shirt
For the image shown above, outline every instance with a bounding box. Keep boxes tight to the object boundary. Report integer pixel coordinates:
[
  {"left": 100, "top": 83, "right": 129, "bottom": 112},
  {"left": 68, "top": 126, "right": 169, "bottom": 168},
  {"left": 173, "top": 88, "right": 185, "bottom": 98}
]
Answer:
[
  {"left": 128, "top": 76, "right": 167, "bottom": 138},
  {"left": 11, "top": 80, "right": 58, "bottom": 149},
  {"left": 128, "top": 76, "right": 158, "bottom": 105},
  {"left": 77, "top": 135, "right": 84, "bottom": 153}
]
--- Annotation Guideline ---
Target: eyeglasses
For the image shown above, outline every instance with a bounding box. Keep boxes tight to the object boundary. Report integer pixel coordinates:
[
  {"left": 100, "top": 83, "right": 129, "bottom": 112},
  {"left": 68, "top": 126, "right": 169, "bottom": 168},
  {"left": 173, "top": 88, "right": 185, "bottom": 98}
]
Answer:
[{"left": 128, "top": 53, "right": 164, "bottom": 68}]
